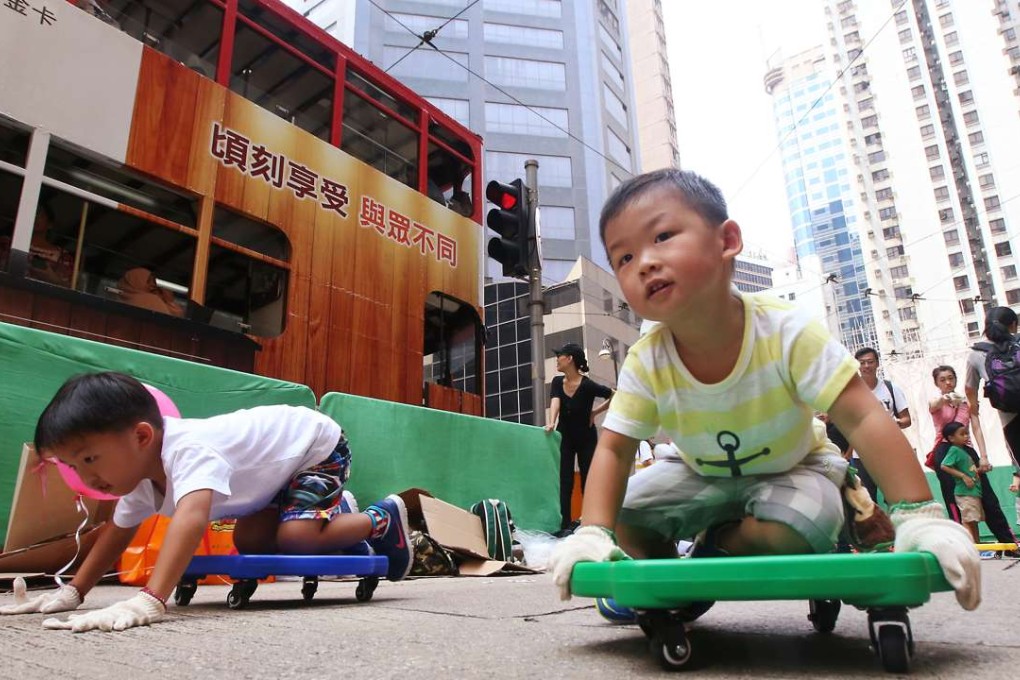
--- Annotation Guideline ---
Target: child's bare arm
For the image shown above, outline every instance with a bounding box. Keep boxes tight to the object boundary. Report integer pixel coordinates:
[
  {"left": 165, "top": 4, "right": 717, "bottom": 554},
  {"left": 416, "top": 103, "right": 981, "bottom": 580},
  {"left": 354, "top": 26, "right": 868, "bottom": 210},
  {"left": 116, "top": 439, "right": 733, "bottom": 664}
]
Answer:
[
  {"left": 70, "top": 522, "right": 140, "bottom": 597},
  {"left": 829, "top": 375, "right": 931, "bottom": 505},
  {"left": 579, "top": 429, "right": 640, "bottom": 530},
  {"left": 144, "top": 489, "right": 214, "bottom": 601}
]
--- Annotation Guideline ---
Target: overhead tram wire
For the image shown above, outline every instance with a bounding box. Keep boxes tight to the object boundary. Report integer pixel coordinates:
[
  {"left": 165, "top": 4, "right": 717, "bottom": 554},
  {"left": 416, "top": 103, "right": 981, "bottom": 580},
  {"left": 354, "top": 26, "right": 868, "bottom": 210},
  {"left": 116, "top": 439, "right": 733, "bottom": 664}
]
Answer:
[
  {"left": 370, "top": 0, "right": 482, "bottom": 73},
  {"left": 368, "top": 0, "right": 631, "bottom": 176}
]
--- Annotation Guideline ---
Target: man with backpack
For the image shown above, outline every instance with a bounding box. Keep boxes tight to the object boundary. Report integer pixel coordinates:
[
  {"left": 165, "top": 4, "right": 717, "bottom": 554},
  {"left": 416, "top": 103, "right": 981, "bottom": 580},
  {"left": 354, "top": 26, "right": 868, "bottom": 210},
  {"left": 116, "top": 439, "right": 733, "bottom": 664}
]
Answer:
[{"left": 852, "top": 347, "right": 911, "bottom": 502}]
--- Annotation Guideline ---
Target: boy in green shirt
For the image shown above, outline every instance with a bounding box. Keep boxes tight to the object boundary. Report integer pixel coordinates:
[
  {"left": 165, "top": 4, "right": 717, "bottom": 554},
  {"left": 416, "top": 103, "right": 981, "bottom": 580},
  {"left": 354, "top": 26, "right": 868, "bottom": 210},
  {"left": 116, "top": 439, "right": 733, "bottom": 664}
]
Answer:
[{"left": 940, "top": 421, "right": 983, "bottom": 542}]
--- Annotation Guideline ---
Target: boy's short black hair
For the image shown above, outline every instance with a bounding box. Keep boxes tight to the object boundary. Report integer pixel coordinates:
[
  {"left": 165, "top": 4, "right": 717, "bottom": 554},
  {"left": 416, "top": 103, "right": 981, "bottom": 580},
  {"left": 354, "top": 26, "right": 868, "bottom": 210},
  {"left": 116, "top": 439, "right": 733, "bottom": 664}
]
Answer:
[
  {"left": 34, "top": 372, "right": 162, "bottom": 452},
  {"left": 598, "top": 169, "right": 729, "bottom": 249},
  {"left": 854, "top": 347, "right": 880, "bottom": 362},
  {"left": 941, "top": 421, "right": 966, "bottom": 441}
]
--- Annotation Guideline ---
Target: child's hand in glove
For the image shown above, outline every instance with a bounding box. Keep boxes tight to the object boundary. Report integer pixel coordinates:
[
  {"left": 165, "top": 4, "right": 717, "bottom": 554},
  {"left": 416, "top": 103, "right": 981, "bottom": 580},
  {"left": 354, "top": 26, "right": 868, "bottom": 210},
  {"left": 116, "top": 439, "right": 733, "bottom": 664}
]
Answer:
[
  {"left": 549, "top": 525, "right": 630, "bottom": 601},
  {"left": 0, "top": 578, "right": 81, "bottom": 615},
  {"left": 891, "top": 500, "right": 981, "bottom": 610},
  {"left": 42, "top": 590, "right": 166, "bottom": 632}
]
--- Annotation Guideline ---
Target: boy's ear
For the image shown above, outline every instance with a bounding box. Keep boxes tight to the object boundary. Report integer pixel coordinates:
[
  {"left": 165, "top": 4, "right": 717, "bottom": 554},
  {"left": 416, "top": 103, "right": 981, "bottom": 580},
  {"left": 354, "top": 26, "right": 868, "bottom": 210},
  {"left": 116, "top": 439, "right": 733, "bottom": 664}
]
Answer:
[
  {"left": 720, "top": 219, "right": 743, "bottom": 260},
  {"left": 134, "top": 421, "right": 156, "bottom": 449}
]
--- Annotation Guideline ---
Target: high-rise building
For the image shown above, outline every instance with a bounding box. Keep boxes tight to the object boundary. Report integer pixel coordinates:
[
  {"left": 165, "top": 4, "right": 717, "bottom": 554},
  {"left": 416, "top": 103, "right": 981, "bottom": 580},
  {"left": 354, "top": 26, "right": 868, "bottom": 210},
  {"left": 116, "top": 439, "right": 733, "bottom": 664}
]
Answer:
[
  {"left": 286, "top": 0, "right": 641, "bottom": 281},
  {"left": 826, "top": 0, "right": 1020, "bottom": 355},
  {"left": 733, "top": 253, "right": 775, "bottom": 294},
  {"left": 624, "top": 0, "right": 680, "bottom": 171},
  {"left": 764, "top": 46, "right": 877, "bottom": 352}
]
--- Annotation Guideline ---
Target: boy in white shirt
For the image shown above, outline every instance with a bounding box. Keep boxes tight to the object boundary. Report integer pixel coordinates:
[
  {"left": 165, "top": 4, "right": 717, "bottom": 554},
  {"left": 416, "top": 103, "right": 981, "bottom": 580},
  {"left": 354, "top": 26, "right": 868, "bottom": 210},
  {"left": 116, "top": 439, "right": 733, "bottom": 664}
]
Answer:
[
  {"left": 0, "top": 372, "right": 412, "bottom": 632},
  {"left": 549, "top": 168, "right": 980, "bottom": 613}
]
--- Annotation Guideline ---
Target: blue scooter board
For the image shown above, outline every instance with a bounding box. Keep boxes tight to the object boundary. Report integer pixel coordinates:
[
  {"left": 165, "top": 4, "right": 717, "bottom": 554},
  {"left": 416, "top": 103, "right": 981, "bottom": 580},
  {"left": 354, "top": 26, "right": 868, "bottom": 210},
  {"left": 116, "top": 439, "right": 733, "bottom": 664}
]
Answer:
[
  {"left": 177, "top": 548, "right": 388, "bottom": 609},
  {"left": 571, "top": 552, "right": 953, "bottom": 673}
]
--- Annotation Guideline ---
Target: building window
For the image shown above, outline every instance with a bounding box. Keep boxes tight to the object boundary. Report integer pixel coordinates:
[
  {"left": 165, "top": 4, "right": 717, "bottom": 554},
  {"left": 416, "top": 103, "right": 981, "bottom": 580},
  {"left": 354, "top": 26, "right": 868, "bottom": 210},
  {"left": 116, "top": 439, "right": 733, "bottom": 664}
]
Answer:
[
  {"left": 944, "top": 31, "right": 958, "bottom": 46},
  {"left": 959, "top": 298, "right": 975, "bottom": 314},
  {"left": 939, "top": 13, "right": 954, "bottom": 28},
  {"left": 385, "top": 13, "right": 468, "bottom": 39},
  {"left": 887, "top": 244, "right": 905, "bottom": 258},
  {"left": 858, "top": 97, "right": 874, "bottom": 111},
  {"left": 948, "top": 252, "right": 965, "bottom": 268},
  {"left": 954, "top": 275, "right": 970, "bottom": 291},
  {"left": 953, "top": 70, "right": 969, "bottom": 86},
  {"left": 907, "top": 65, "right": 921, "bottom": 80},
  {"left": 899, "top": 307, "right": 917, "bottom": 321},
  {"left": 944, "top": 229, "right": 960, "bottom": 246},
  {"left": 894, "top": 9, "right": 908, "bottom": 26},
  {"left": 876, "top": 187, "right": 894, "bottom": 201},
  {"left": 920, "top": 124, "right": 935, "bottom": 139},
  {"left": 974, "top": 152, "right": 989, "bottom": 167},
  {"left": 959, "top": 90, "right": 974, "bottom": 105},
  {"left": 1008, "top": 289, "right": 1020, "bottom": 305},
  {"left": 948, "top": 51, "right": 964, "bottom": 66},
  {"left": 996, "top": 241, "right": 1013, "bottom": 257},
  {"left": 962, "top": 111, "right": 980, "bottom": 126},
  {"left": 990, "top": 218, "right": 1007, "bottom": 234},
  {"left": 879, "top": 207, "right": 898, "bottom": 221},
  {"left": 383, "top": 46, "right": 468, "bottom": 82},
  {"left": 1003, "top": 265, "right": 1018, "bottom": 280},
  {"left": 872, "top": 168, "right": 890, "bottom": 182},
  {"left": 930, "top": 165, "right": 945, "bottom": 181},
  {"left": 867, "top": 150, "right": 886, "bottom": 163},
  {"left": 427, "top": 97, "right": 470, "bottom": 127},
  {"left": 485, "top": 102, "right": 568, "bottom": 137},
  {"left": 985, "top": 195, "right": 1001, "bottom": 211},
  {"left": 606, "top": 129, "right": 631, "bottom": 169},
  {"left": 538, "top": 206, "right": 575, "bottom": 240},
  {"left": 933, "top": 186, "right": 951, "bottom": 202},
  {"left": 862, "top": 114, "right": 878, "bottom": 128},
  {"left": 482, "top": 0, "right": 562, "bottom": 18},
  {"left": 483, "top": 22, "right": 563, "bottom": 49},
  {"left": 925, "top": 144, "right": 940, "bottom": 160},
  {"left": 939, "top": 207, "right": 954, "bottom": 223},
  {"left": 486, "top": 151, "right": 572, "bottom": 187},
  {"left": 602, "top": 84, "right": 629, "bottom": 129},
  {"left": 911, "top": 85, "right": 925, "bottom": 100},
  {"left": 898, "top": 28, "right": 912, "bottom": 43},
  {"left": 484, "top": 56, "right": 567, "bottom": 90},
  {"left": 979, "top": 173, "right": 995, "bottom": 190},
  {"left": 968, "top": 131, "right": 984, "bottom": 145},
  {"left": 916, "top": 104, "right": 931, "bottom": 119}
]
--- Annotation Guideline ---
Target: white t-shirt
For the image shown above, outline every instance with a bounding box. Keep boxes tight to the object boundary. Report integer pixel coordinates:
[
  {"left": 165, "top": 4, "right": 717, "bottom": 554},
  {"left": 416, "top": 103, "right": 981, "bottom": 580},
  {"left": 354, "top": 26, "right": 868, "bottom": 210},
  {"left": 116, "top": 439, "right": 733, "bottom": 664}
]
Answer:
[
  {"left": 851, "top": 379, "right": 908, "bottom": 460},
  {"left": 113, "top": 405, "right": 342, "bottom": 528}
]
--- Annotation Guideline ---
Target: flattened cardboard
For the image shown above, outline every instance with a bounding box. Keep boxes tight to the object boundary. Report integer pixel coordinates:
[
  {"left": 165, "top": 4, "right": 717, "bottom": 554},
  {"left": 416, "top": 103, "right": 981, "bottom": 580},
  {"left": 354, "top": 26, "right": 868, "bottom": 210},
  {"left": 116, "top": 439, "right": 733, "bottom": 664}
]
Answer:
[
  {"left": 0, "top": 524, "right": 104, "bottom": 575},
  {"left": 5, "top": 444, "right": 114, "bottom": 552},
  {"left": 419, "top": 496, "right": 536, "bottom": 576}
]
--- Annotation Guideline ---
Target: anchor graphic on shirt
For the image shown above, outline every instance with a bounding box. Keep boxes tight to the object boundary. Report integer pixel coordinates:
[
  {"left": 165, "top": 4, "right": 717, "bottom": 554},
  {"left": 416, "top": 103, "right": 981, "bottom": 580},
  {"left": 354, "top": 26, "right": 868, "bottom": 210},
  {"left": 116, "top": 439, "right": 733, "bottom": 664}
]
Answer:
[{"left": 695, "top": 431, "right": 770, "bottom": 477}]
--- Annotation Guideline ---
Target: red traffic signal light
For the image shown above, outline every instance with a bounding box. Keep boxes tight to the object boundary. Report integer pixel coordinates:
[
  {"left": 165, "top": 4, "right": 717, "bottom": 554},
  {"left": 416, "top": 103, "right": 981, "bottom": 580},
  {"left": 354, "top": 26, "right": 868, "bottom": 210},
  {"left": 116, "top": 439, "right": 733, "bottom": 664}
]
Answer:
[
  {"left": 486, "top": 180, "right": 520, "bottom": 211},
  {"left": 486, "top": 178, "right": 530, "bottom": 278}
]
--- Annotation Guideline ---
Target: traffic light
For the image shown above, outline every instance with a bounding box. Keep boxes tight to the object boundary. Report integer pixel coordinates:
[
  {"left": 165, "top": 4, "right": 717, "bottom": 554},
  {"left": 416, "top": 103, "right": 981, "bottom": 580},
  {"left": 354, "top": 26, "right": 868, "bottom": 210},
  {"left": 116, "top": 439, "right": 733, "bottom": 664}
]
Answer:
[{"left": 486, "top": 178, "right": 530, "bottom": 278}]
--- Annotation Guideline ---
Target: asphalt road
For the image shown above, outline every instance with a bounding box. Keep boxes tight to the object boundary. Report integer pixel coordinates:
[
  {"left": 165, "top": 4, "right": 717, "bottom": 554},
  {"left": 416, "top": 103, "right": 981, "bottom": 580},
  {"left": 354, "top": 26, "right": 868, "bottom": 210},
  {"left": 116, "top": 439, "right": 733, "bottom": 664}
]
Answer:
[{"left": 2, "top": 558, "right": 1017, "bottom": 679}]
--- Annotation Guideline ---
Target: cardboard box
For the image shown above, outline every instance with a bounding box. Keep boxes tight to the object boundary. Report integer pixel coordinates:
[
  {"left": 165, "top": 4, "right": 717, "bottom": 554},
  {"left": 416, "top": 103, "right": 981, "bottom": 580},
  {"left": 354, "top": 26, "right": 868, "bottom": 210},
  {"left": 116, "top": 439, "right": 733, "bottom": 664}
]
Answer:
[
  {"left": 0, "top": 444, "right": 114, "bottom": 575},
  {"left": 419, "top": 495, "right": 536, "bottom": 576}
]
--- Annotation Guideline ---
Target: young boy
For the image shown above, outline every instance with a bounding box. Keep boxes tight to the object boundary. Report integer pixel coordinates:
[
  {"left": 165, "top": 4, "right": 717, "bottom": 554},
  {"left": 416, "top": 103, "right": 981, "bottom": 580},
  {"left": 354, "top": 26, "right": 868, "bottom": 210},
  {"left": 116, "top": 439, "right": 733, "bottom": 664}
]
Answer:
[
  {"left": 940, "top": 422, "right": 983, "bottom": 542},
  {"left": 0, "top": 372, "right": 413, "bottom": 632},
  {"left": 549, "top": 169, "right": 980, "bottom": 611}
]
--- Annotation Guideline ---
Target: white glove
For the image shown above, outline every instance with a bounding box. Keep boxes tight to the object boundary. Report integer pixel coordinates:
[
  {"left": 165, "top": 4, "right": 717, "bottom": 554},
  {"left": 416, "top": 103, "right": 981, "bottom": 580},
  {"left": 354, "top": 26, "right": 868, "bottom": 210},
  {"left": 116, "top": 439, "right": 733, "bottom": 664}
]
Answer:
[
  {"left": 548, "top": 525, "right": 629, "bottom": 601},
  {"left": 42, "top": 590, "right": 166, "bottom": 632},
  {"left": 891, "top": 501, "right": 981, "bottom": 610},
  {"left": 0, "top": 578, "right": 82, "bottom": 615}
]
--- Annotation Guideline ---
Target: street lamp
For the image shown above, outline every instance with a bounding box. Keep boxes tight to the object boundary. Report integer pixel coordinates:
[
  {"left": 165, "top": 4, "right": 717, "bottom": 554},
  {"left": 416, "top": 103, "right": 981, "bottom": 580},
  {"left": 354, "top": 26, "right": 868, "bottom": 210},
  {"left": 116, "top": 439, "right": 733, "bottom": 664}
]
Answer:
[{"left": 598, "top": 337, "right": 619, "bottom": 384}]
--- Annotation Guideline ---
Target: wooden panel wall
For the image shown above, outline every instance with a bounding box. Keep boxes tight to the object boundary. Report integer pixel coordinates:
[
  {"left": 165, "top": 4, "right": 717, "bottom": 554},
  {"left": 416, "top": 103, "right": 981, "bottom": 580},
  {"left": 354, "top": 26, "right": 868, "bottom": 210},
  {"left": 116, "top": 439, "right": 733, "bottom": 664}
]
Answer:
[{"left": 126, "top": 49, "right": 482, "bottom": 409}]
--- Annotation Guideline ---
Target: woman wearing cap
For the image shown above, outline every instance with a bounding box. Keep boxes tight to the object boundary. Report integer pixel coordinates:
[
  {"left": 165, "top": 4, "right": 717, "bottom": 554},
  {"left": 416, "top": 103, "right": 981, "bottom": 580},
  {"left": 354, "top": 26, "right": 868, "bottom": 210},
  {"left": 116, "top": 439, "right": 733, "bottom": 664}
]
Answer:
[{"left": 545, "top": 343, "right": 614, "bottom": 534}]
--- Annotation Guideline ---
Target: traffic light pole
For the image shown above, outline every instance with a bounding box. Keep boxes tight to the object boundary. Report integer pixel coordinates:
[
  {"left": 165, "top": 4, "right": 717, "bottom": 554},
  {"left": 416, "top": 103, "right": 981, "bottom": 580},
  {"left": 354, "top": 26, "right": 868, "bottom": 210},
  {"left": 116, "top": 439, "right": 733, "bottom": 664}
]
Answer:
[{"left": 525, "top": 159, "right": 546, "bottom": 427}]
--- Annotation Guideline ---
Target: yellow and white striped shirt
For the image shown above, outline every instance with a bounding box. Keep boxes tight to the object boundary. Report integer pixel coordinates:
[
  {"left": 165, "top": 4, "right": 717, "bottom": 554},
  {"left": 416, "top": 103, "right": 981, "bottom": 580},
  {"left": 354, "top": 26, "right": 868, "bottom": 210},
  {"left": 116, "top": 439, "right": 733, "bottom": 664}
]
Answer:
[{"left": 603, "top": 292, "right": 858, "bottom": 477}]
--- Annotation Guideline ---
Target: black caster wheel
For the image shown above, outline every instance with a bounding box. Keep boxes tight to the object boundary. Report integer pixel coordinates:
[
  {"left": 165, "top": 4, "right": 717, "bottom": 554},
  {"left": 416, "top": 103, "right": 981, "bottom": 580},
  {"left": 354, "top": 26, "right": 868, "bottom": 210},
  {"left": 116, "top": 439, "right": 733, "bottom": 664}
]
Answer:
[
  {"left": 301, "top": 576, "right": 318, "bottom": 601},
  {"left": 876, "top": 624, "right": 910, "bottom": 673},
  {"left": 637, "top": 615, "right": 655, "bottom": 639},
  {"left": 174, "top": 580, "right": 197, "bottom": 607},
  {"left": 226, "top": 587, "right": 248, "bottom": 610},
  {"left": 649, "top": 631, "right": 692, "bottom": 671},
  {"left": 355, "top": 577, "right": 378, "bottom": 602},
  {"left": 808, "top": 599, "right": 841, "bottom": 633}
]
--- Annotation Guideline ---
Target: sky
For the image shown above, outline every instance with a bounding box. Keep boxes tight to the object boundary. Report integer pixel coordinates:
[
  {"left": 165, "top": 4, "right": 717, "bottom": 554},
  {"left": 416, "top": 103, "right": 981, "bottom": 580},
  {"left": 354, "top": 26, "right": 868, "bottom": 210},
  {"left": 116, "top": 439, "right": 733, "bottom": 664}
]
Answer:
[{"left": 661, "top": 1, "right": 828, "bottom": 270}]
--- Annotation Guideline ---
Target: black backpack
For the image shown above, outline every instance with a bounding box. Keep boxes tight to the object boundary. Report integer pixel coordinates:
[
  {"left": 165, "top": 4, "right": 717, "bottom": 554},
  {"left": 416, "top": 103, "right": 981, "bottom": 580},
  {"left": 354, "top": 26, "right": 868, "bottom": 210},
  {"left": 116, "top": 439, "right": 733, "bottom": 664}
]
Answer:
[{"left": 973, "top": 340, "right": 1020, "bottom": 412}]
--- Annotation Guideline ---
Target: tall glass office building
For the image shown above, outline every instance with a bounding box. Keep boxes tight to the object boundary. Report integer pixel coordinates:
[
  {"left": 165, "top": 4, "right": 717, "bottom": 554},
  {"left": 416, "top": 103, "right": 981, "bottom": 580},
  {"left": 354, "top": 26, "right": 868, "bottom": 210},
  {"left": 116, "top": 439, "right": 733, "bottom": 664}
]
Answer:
[{"left": 764, "top": 47, "right": 877, "bottom": 351}]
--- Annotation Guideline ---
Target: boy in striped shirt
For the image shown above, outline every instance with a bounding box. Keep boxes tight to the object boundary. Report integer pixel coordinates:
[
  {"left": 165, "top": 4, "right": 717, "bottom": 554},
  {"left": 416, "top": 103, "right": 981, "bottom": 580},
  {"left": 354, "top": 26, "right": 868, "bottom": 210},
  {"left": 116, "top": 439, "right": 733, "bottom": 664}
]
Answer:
[{"left": 549, "top": 169, "right": 979, "bottom": 611}]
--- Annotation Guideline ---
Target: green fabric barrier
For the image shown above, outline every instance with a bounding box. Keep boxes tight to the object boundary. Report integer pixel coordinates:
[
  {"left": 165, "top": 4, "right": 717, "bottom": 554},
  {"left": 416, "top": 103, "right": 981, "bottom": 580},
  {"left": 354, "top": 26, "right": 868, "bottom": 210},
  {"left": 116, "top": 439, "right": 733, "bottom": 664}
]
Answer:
[
  {"left": 0, "top": 321, "right": 315, "bottom": 545},
  {"left": 318, "top": 392, "right": 561, "bottom": 533},
  {"left": 923, "top": 468, "right": 1018, "bottom": 542}
]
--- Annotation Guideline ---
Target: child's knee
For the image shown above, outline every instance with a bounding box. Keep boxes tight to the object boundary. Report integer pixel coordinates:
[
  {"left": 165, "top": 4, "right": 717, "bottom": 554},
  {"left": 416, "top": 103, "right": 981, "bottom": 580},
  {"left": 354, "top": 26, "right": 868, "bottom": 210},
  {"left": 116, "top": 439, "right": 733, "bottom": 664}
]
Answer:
[
  {"left": 728, "top": 517, "right": 813, "bottom": 555},
  {"left": 617, "top": 523, "right": 678, "bottom": 559}
]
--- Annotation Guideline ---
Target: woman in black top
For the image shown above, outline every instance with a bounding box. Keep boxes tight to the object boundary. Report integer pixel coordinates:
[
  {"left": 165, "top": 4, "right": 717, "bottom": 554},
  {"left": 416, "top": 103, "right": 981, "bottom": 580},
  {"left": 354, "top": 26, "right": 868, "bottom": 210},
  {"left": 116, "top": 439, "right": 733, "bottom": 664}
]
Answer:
[{"left": 544, "top": 343, "right": 614, "bottom": 532}]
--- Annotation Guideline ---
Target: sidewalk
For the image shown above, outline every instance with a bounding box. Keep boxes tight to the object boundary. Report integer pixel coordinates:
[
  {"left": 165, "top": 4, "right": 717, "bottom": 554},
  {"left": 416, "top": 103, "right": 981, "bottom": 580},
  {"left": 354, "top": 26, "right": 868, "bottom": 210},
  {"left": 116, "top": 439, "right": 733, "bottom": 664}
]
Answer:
[{"left": 3, "top": 561, "right": 1018, "bottom": 679}]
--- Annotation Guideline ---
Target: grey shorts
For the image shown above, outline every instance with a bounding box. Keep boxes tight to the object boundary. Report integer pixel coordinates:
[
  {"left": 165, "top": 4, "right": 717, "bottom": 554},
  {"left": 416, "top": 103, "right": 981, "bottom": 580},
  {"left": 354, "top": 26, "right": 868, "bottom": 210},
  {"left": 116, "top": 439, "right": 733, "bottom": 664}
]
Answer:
[{"left": 618, "top": 451, "right": 849, "bottom": 554}]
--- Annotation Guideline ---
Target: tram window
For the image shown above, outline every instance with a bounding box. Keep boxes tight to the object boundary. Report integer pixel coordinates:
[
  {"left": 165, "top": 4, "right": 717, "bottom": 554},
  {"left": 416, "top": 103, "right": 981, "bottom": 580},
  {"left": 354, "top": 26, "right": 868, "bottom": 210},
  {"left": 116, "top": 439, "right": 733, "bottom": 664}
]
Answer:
[
  {"left": 207, "top": 206, "right": 290, "bottom": 338},
  {"left": 230, "top": 21, "right": 334, "bottom": 142},
  {"left": 35, "top": 186, "right": 195, "bottom": 310},
  {"left": 342, "top": 89, "right": 419, "bottom": 187},
  {"left": 205, "top": 244, "right": 288, "bottom": 337},
  {"left": 103, "top": 0, "right": 223, "bottom": 78},
  {"left": 423, "top": 292, "right": 482, "bottom": 394},
  {"left": 0, "top": 171, "right": 23, "bottom": 273},
  {"left": 44, "top": 144, "right": 198, "bottom": 228},
  {"left": 238, "top": 0, "right": 337, "bottom": 73},
  {"left": 0, "top": 120, "right": 30, "bottom": 167},
  {"left": 212, "top": 206, "right": 291, "bottom": 261},
  {"left": 345, "top": 70, "right": 419, "bottom": 126},
  {"left": 427, "top": 134, "right": 474, "bottom": 215}
]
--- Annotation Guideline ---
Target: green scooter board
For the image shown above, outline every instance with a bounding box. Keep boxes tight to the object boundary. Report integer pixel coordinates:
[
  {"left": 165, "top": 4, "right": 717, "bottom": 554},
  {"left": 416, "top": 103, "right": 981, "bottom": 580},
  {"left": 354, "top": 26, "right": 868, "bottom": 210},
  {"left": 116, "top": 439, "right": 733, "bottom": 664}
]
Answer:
[{"left": 572, "top": 552, "right": 953, "bottom": 673}]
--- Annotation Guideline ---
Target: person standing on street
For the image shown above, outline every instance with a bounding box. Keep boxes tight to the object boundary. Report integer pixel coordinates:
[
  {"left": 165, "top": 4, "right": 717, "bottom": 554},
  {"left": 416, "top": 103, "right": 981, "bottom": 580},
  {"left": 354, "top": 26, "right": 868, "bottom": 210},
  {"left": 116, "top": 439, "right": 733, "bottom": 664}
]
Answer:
[
  {"left": 852, "top": 347, "right": 911, "bottom": 502},
  {"left": 545, "top": 343, "right": 614, "bottom": 535}
]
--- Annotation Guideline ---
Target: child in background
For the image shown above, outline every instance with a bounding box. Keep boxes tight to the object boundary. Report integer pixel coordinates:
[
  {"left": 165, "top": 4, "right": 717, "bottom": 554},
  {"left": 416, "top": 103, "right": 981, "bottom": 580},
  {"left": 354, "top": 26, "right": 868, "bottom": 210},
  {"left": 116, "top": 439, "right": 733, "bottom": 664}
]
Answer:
[
  {"left": 548, "top": 168, "right": 980, "bottom": 612},
  {"left": 939, "top": 422, "right": 983, "bottom": 542},
  {"left": 0, "top": 372, "right": 413, "bottom": 632}
]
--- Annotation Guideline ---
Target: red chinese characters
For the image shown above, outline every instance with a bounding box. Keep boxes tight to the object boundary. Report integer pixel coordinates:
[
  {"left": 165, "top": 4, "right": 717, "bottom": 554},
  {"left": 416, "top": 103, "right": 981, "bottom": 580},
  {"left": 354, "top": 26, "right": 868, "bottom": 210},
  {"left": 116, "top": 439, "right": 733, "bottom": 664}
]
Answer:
[{"left": 358, "top": 195, "right": 457, "bottom": 268}]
